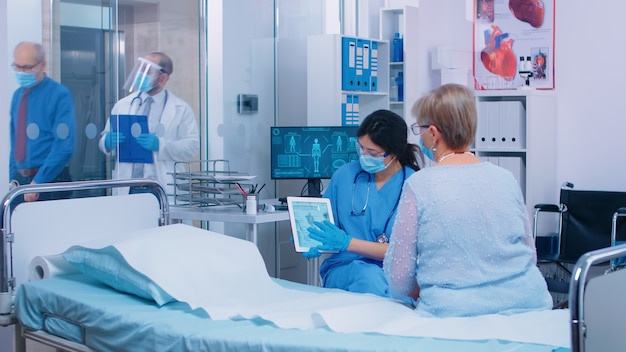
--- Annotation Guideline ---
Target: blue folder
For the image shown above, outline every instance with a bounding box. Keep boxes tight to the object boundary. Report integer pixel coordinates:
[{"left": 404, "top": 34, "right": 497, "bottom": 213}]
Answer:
[
  {"left": 370, "top": 41, "right": 378, "bottom": 92},
  {"left": 355, "top": 38, "right": 366, "bottom": 91},
  {"left": 109, "top": 114, "right": 154, "bottom": 164},
  {"left": 342, "top": 94, "right": 351, "bottom": 126},
  {"left": 342, "top": 95, "right": 359, "bottom": 126},
  {"left": 360, "top": 39, "right": 371, "bottom": 91},
  {"left": 342, "top": 37, "right": 357, "bottom": 91}
]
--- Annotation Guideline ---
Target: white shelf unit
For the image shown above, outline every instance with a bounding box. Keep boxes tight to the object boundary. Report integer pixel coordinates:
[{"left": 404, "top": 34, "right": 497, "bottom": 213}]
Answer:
[
  {"left": 473, "top": 89, "right": 557, "bottom": 215},
  {"left": 379, "top": 5, "right": 420, "bottom": 120},
  {"left": 306, "top": 34, "right": 389, "bottom": 126}
]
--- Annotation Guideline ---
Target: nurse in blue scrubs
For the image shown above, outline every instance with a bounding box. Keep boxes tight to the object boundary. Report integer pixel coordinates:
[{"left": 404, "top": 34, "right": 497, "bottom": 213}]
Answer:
[{"left": 305, "top": 110, "right": 421, "bottom": 298}]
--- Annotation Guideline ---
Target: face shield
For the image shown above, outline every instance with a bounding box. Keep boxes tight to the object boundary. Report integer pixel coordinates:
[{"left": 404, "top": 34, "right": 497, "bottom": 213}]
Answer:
[{"left": 123, "top": 57, "right": 165, "bottom": 94}]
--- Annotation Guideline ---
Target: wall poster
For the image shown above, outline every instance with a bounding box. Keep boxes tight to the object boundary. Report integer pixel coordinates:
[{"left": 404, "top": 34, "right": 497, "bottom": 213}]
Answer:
[{"left": 473, "top": 0, "right": 555, "bottom": 90}]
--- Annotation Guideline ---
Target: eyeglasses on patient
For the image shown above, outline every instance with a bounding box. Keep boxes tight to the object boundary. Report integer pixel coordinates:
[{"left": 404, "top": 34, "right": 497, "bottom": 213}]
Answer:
[
  {"left": 12, "top": 61, "right": 42, "bottom": 72},
  {"left": 356, "top": 142, "right": 388, "bottom": 158},
  {"left": 410, "top": 123, "right": 431, "bottom": 135}
]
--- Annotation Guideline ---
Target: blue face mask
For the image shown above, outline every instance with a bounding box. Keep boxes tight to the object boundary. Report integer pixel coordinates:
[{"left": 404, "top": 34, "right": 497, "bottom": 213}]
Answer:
[
  {"left": 419, "top": 137, "right": 435, "bottom": 161},
  {"left": 135, "top": 75, "right": 154, "bottom": 93},
  {"left": 15, "top": 72, "right": 37, "bottom": 88},
  {"left": 359, "top": 154, "right": 392, "bottom": 173}
]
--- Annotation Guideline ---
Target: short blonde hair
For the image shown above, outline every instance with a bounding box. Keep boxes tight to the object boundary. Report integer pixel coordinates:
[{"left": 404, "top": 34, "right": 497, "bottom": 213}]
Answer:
[{"left": 411, "top": 84, "right": 477, "bottom": 149}]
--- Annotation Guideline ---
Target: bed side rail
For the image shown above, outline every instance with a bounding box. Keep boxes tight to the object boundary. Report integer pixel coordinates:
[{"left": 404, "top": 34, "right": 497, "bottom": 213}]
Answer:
[
  {"left": 570, "top": 243, "right": 626, "bottom": 352},
  {"left": 0, "top": 178, "right": 169, "bottom": 313}
]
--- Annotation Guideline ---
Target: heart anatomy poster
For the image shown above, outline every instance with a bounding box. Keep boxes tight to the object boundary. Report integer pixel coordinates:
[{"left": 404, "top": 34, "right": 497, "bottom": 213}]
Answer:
[{"left": 473, "top": 0, "right": 555, "bottom": 90}]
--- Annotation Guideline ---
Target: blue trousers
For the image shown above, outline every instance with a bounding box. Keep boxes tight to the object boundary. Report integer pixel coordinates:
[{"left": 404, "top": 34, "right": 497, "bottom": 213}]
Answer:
[{"left": 322, "top": 260, "right": 389, "bottom": 297}]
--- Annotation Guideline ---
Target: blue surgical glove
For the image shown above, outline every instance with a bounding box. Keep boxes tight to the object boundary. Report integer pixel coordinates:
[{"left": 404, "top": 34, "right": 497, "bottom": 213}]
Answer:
[
  {"left": 308, "top": 220, "right": 352, "bottom": 252},
  {"left": 104, "top": 132, "right": 126, "bottom": 150},
  {"left": 136, "top": 134, "right": 159, "bottom": 151},
  {"left": 302, "top": 248, "right": 322, "bottom": 259}
]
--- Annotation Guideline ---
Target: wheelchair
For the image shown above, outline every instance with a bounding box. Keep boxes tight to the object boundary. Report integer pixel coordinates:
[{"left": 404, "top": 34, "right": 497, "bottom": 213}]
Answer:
[{"left": 532, "top": 182, "right": 626, "bottom": 308}]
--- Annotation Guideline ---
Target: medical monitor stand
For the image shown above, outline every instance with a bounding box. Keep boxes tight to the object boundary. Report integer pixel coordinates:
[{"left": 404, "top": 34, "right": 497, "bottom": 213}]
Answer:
[{"left": 306, "top": 178, "right": 322, "bottom": 197}]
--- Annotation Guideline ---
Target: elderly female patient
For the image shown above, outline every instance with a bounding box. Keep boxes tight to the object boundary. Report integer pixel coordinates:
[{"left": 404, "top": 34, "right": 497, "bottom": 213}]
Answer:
[{"left": 383, "top": 84, "right": 552, "bottom": 317}]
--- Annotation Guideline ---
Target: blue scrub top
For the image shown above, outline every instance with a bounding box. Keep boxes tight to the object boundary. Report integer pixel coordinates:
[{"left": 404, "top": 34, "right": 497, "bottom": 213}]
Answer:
[{"left": 320, "top": 161, "right": 413, "bottom": 277}]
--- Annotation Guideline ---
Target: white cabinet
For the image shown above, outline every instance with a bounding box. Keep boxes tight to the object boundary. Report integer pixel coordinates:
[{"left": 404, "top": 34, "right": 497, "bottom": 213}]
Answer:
[
  {"left": 379, "top": 5, "right": 420, "bottom": 119},
  {"left": 474, "top": 90, "right": 557, "bottom": 214},
  {"left": 306, "top": 34, "right": 389, "bottom": 126}
]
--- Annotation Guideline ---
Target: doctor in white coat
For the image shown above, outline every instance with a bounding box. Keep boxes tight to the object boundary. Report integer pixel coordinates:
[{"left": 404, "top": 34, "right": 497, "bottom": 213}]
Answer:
[{"left": 99, "top": 52, "right": 199, "bottom": 198}]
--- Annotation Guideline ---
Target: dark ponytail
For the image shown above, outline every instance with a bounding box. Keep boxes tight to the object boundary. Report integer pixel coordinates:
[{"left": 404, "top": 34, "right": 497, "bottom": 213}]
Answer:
[{"left": 358, "top": 109, "right": 421, "bottom": 171}]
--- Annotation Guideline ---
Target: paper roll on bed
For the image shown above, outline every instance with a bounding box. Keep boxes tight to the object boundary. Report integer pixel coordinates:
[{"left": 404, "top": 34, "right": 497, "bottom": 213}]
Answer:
[{"left": 28, "top": 255, "right": 80, "bottom": 281}]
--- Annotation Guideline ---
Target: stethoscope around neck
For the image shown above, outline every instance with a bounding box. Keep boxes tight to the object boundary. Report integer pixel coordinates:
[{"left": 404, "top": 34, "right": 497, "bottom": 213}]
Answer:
[
  {"left": 129, "top": 90, "right": 169, "bottom": 117},
  {"left": 350, "top": 167, "right": 406, "bottom": 242}
]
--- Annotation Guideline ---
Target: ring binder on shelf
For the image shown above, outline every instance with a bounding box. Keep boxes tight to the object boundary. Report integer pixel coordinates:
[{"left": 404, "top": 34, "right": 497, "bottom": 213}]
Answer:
[{"left": 342, "top": 37, "right": 357, "bottom": 91}]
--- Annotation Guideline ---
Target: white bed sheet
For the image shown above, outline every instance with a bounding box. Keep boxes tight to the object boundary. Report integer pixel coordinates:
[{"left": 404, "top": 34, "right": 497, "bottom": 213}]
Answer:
[
  {"left": 96, "top": 224, "right": 570, "bottom": 348},
  {"left": 17, "top": 274, "right": 566, "bottom": 352}
]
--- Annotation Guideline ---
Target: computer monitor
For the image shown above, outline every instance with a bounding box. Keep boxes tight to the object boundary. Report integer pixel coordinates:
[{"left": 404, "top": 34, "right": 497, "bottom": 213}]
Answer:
[{"left": 270, "top": 126, "right": 359, "bottom": 196}]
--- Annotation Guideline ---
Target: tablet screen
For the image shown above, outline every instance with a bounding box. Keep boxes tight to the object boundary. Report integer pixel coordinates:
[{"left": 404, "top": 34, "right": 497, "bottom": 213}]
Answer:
[{"left": 286, "top": 196, "right": 337, "bottom": 253}]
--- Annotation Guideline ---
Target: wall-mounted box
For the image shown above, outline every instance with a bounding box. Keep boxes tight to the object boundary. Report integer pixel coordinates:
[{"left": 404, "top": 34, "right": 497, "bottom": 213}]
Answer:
[{"left": 238, "top": 94, "right": 258, "bottom": 114}]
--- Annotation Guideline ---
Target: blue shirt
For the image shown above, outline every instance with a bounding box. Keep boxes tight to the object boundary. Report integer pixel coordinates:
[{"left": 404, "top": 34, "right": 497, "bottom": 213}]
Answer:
[
  {"left": 320, "top": 161, "right": 414, "bottom": 278},
  {"left": 10, "top": 75, "right": 76, "bottom": 183}
]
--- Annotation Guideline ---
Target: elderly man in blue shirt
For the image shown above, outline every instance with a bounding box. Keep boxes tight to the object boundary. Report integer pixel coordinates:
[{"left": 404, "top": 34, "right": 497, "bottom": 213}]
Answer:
[{"left": 9, "top": 41, "right": 76, "bottom": 202}]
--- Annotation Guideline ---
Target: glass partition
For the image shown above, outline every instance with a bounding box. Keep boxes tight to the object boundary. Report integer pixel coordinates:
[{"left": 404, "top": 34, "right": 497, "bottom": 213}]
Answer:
[
  {"left": 44, "top": 0, "right": 204, "bottom": 196},
  {"left": 41, "top": 0, "right": 345, "bottom": 280}
]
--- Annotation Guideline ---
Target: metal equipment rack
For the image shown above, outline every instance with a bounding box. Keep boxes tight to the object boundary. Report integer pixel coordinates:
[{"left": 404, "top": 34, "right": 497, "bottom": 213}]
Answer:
[{"left": 170, "top": 160, "right": 255, "bottom": 207}]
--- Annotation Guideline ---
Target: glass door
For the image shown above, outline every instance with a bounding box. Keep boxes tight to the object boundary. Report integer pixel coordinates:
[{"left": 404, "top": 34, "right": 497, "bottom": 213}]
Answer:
[{"left": 45, "top": 0, "right": 205, "bottom": 196}]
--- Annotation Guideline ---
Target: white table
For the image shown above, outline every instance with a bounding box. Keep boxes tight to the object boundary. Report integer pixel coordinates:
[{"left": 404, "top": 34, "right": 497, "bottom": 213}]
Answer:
[
  {"left": 169, "top": 205, "right": 289, "bottom": 244},
  {"left": 169, "top": 203, "right": 290, "bottom": 277}
]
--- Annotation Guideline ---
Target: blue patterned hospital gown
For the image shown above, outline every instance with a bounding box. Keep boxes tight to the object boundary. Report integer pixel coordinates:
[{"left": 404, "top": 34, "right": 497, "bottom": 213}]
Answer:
[{"left": 383, "top": 162, "right": 553, "bottom": 317}]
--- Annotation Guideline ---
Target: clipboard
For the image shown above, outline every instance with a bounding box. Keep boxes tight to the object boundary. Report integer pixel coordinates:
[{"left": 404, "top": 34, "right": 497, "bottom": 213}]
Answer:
[
  {"left": 286, "top": 196, "right": 337, "bottom": 253},
  {"left": 110, "top": 114, "right": 153, "bottom": 164}
]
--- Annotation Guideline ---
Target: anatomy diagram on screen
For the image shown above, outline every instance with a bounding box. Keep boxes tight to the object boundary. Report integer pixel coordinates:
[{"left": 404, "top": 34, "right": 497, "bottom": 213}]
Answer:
[
  {"left": 272, "top": 128, "right": 358, "bottom": 179},
  {"left": 312, "top": 138, "right": 321, "bottom": 172}
]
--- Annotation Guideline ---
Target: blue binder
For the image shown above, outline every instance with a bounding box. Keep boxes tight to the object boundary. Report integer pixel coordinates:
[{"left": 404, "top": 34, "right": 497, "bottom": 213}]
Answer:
[
  {"left": 341, "top": 37, "right": 357, "bottom": 91},
  {"left": 342, "top": 94, "right": 353, "bottom": 126},
  {"left": 355, "top": 38, "right": 367, "bottom": 91},
  {"left": 341, "top": 94, "right": 348, "bottom": 125},
  {"left": 342, "top": 95, "right": 359, "bottom": 126},
  {"left": 361, "top": 39, "right": 371, "bottom": 91},
  {"left": 370, "top": 41, "right": 378, "bottom": 92},
  {"left": 110, "top": 114, "right": 154, "bottom": 164},
  {"left": 351, "top": 95, "right": 360, "bottom": 125}
]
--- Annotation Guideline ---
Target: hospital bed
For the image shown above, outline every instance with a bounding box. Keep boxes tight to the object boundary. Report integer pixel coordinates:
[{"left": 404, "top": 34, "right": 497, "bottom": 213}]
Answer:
[
  {"left": 1, "top": 180, "right": 620, "bottom": 352},
  {"left": 570, "top": 243, "right": 626, "bottom": 352}
]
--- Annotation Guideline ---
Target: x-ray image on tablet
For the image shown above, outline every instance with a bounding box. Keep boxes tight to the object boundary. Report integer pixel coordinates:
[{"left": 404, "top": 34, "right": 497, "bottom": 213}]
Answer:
[{"left": 286, "top": 196, "right": 337, "bottom": 253}]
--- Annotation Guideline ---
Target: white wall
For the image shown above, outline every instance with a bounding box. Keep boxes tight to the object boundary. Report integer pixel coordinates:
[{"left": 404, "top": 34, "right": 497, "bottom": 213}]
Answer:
[
  {"left": 0, "top": 0, "right": 9, "bottom": 195},
  {"left": 1, "top": 1, "right": 43, "bottom": 349},
  {"left": 554, "top": 2, "right": 626, "bottom": 192},
  {"left": 1, "top": 0, "right": 43, "bottom": 192},
  {"left": 0, "top": 0, "right": 10, "bottom": 343},
  {"left": 217, "top": 0, "right": 278, "bottom": 275},
  {"left": 206, "top": 1, "right": 224, "bottom": 161},
  {"left": 397, "top": 0, "right": 626, "bottom": 194}
]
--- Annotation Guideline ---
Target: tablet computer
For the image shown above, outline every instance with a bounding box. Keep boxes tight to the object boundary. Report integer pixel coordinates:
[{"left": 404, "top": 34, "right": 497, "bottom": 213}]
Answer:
[{"left": 286, "top": 196, "right": 337, "bottom": 253}]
